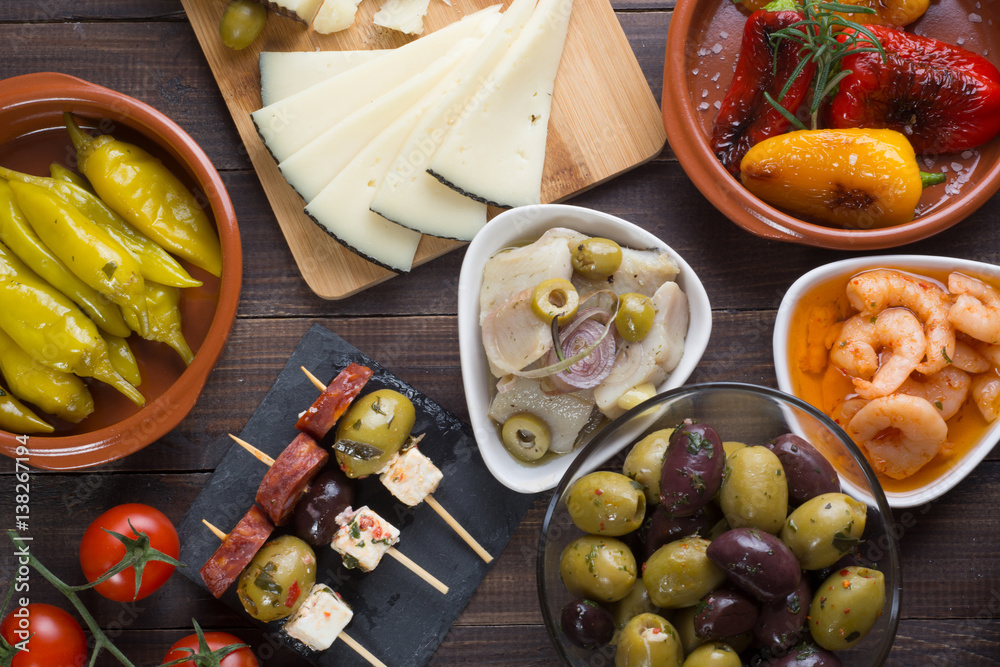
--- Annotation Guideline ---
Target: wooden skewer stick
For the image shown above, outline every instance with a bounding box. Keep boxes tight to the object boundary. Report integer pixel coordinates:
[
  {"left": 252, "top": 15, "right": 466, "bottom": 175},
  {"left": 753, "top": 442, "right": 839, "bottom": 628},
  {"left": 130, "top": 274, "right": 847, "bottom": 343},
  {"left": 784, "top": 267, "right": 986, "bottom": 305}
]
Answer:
[
  {"left": 301, "top": 366, "right": 494, "bottom": 564},
  {"left": 200, "top": 519, "right": 387, "bottom": 667},
  {"left": 228, "top": 434, "right": 451, "bottom": 594}
]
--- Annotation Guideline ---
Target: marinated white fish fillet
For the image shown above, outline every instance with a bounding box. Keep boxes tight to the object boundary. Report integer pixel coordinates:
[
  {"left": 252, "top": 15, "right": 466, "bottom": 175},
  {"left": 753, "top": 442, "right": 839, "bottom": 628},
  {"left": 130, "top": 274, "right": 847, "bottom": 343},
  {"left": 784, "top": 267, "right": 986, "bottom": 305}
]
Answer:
[
  {"left": 594, "top": 281, "right": 689, "bottom": 418},
  {"left": 488, "top": 376, "right": 595, "bottom": 454},
  {"left": 573, "top": 247, "right": 681, "bottom": 298},
  {"left": 481, "top": 288, "right": 552, "bottom": 377},
  {"left": 479, "top": 227, "right": 586, "bottom": 325}
]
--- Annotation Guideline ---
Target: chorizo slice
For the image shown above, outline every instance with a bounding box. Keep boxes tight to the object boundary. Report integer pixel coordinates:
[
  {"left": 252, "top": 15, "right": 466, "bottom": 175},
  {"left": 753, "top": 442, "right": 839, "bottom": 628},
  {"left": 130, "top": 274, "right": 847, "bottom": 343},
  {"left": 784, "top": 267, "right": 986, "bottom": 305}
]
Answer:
[
  {"left": 256, "top": 432, "right": 328, "bottom": 526},
  {"left": 295, "top": 362, "right": 373, "bottom": 440},
  {"left": 200, "top": 505, "right": 274, "bottom": 598}
]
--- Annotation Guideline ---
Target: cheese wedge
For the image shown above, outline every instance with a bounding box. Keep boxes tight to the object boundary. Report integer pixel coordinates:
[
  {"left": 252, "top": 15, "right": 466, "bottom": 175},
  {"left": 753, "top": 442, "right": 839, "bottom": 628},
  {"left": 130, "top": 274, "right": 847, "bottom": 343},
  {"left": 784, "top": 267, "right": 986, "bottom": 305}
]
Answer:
[
  {"left": 251, "top": 5, "right": 502, "bottom": 162},
  {"left": 374, "top": 0, "right": 432, "bottom": 35},
  {"left": 427, "top": 0, "right": 573, "bottom": 208},
  {"left": 313, "top": 0, "right": 364, "bottom": 34},
  {"left": 370, "top": 0, "right": 537, "bottom": 240},
  {"left": 259, "top": 50, "right": 384, "bottom": 106},
  {"left": 280, "top": 40, "right": 475, "bottom": 203},
  {"left": 259, "top": 0, "right": 323, "bottom": 23},
  {"left": 305, "top": 40, "right": 479, "bottom": 272}
]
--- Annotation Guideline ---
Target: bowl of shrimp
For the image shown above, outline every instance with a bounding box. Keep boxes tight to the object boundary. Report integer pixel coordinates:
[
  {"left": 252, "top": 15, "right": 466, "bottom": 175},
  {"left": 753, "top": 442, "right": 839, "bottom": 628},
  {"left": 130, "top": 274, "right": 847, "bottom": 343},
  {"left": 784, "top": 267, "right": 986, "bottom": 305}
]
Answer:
[{"left": 774, "top": 255, "right": 1000, "bottom": 507}]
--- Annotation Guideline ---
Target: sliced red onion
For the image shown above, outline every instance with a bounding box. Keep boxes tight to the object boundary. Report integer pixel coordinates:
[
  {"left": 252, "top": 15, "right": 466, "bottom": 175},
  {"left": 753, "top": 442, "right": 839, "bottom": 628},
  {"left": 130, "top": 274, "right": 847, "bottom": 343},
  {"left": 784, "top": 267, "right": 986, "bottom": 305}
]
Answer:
[{"left": 548, "top": 319, "right": 617, "bottom": 391}]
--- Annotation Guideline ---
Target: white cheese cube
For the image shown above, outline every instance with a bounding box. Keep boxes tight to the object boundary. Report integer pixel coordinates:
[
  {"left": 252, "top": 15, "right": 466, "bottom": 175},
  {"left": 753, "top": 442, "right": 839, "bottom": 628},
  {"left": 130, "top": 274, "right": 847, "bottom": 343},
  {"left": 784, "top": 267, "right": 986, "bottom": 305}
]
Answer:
[
  {"left": 331, "top": 506, "right": 400, "bottom": 572},
  {"left": 283, "top": 584, "right": 353, "bottom": 651},
  {"left": 379, "top": 447, "right": 443, "bottom": 506},
  {"left": 374, "top": 0, "right": 432, "bottom": 35},
  {"left": 313, "top": 0, "right": 363, "bottom": 34}
]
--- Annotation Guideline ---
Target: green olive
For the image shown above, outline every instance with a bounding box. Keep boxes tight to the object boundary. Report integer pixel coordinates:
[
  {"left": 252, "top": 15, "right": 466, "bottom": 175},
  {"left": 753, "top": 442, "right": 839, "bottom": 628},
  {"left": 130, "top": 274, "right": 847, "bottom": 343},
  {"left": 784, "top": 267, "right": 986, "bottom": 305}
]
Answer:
[
  {"left": 566, "top": 471, "right": 646, "bottom": 536},
  {"left": 719, "top": 445, "right": 788, "bottom": 534},
  {"left": 722, "top": 441, "right": 747, "bottom": 458},
  {"left": 219, "top": 0, "right": 267, "bottom": 51},
  {"left": 780, "top": 492, "right": 868, "bottom": 570},
  {"left": 237, "top": 535, "right": 316, "bottom": 622},
  {"left": 809, "top": 566, "right": 885, "bottom": 651},
  {"left": 335, "top": 389, "right": 415, "bottom": 478},
  {"left": 572, "top": 237, "right": 623, "bottom": 279},
  {"left": 622, "top": 428, "right": 674, "bottom": 505},
  {"left": 531, "top": 278, "right": 579, "bottom": 324},
  {"left": 500, "top": 412, "right": 550, "bottom": 461},
  {"left": 560, "top": 535, "right": 637, "bottom": 603},
  {"left": 608, "top": 578, "right": 661, "bottom": 645},
  {"left": 682, "top": 642, "right": 742, "bottom": 667},
  {"left": 642, "top": 537, "right": 726, "bottom": 609},
  {"left": 615, "top": 293, "right": 656, "bottom": 342},
  {"left": 615, "top": 613, "right": 683, "bottom": 667}
]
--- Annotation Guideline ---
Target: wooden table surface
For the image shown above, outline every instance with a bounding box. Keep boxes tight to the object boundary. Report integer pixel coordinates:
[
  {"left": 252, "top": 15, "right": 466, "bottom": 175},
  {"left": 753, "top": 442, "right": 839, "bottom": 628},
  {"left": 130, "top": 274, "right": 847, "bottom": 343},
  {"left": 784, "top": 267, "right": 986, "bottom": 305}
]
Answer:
[{"left": 1, "top": 1, "right": 999, "bottom": 665}]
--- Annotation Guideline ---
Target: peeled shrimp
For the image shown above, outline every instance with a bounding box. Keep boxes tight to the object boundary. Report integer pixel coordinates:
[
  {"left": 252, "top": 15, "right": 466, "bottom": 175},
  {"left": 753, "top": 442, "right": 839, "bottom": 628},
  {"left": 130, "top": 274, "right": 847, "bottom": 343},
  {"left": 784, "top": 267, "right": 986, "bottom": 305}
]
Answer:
[
  {"left": 851, "top": 308, "right": 927, "bottom": 400},
  {"left": 847, "top": 393, "right": 948, "bottom": 480},
  {"left": 829, "top": 315, "right": 877, "bottom": 380},
  {"left": 830, "top": 397, "right": 868, "bottom": 431},
  {"left": 846, "top": 269, "right": 954, "bottom": 375},
  {"left": 947, "top": 273, "right": 1000, "bottom": 345},
  {"left": 951, "top": 338, "right": 991, "bottom": 374},
  {"left": 897, "top": 366, "right": 971, "bottom": 421},
  {"left": 971, "top": 374, "right": 1000, "bottom": 422}
]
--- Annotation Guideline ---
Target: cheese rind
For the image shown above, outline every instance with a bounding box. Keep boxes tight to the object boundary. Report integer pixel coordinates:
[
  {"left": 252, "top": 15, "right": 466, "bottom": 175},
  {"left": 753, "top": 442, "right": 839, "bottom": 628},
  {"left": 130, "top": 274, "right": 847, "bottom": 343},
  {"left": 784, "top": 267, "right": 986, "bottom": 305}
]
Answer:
[
  {"left": 330, "top": 507, "right": 400, "bottom": 572},
  {"left": 259, "top": 50, "right": 384, "bottom": 106},
  {"left": 379, "top": 447, "right": 443, "bottom": 506},
  {"left": 313, "top": 0, "right": 364, "bottom": 34},
  {"left": 427, "top": 0, "right": 574, "bottom": 208},
  {"left": 373, "top": 0, "right": 432, "bottom": 35},
  {"left": 283, "top": 584, "right": 353, "bottom": 651}
]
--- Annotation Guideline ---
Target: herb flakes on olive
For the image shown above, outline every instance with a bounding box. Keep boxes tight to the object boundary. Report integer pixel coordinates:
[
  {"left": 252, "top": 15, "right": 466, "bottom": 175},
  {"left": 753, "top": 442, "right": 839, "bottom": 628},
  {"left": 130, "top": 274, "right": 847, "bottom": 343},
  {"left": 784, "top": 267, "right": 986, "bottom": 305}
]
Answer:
[
  {"left": 659, "top": 421, "right": 725, "bottom": 518},
  {"left": 566, "top": 471, "right": 646, "bottom": 536},
  {"left": 808, "top": 566, "right": 885, "bottom": 651},
  {"left": 334, "top": 389, "right": 415, "bottom": 478},
  {"left": 500, "top": 412, "right": 551, "bottom": 461},
  {"left": 531, "top": 278, "right": 579, "bottom": 324},
  {"left": 560, "top": 599, "right": 615, "bottom": 649},
  {"left": 780, "top": 493, "right": 867, "bottom": 570},
  {"left": 236, "top": 535, "right": 316, "bottom": 622},
  {"left": 615, "top": 613, "right": 684, "bottom": 667},
  {"left": 560, "top": 535, "right": 637, "bottom": 603},
  {"left": 572, "top": 237, "right": 623, "bottom": 279}
]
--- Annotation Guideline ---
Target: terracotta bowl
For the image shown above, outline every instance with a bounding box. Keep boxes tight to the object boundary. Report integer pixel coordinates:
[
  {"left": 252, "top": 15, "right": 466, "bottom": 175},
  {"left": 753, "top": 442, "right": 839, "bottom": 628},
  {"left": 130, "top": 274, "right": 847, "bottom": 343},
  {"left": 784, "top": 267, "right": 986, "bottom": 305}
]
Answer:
[
  {"left": 0, "top": 72, "right": 241, "bottom": 470},
  {"left": 662, "top": 0, "right": 1000, "bottom": 249}
]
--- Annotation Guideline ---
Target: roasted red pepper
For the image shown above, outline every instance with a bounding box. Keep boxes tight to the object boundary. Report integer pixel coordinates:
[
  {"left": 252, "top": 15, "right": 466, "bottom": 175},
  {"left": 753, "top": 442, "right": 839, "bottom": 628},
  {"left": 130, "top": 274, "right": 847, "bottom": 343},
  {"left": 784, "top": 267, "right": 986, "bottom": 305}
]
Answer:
[
  {"left": 830, "top": 26, "right": 1000, "bottom": 154},
  {"left": 711, "top": 10, "right": 817, "bottom": 175}
]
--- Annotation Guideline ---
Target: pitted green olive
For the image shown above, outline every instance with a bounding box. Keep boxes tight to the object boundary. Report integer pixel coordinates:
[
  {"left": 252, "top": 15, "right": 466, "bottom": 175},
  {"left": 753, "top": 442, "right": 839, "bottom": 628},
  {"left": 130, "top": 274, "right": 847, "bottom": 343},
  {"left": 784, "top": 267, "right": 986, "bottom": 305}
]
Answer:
[
  {"left": 615, "top": 613, "right": 683, "bottom": 667},
  {"left": 642, "top": 536, "right": 726, "bottom": 609},
  {"left": 809, "top": 566, "right": 885, "bottom": 651},
  {"left": 500, "top": 412, "right": 550, "bottom": 461},
  {"left": 719, "top": 445, "right": 788, "bottom": 534},
  {"left": 780, "top": 492, "right": 868, "bottom": 570},
  {"left": 622, "top": 428, "right": 673, "bottom": 504},
  {"left": 219, "top": 0, "right": 267, "bottom": 50},
  {"left": 609, "top": 578, "right": 660, "bottom": 645},
  {"left": 335, "top": 389, "right": 415, "bottom": 478},
  {"left": 560, "top": 535, "right": 637, "bottom": 603},
  {"left": 682, "top": 642, "right": 741, "bottom": 667},
  {"left": 237, "top": 535, "right": 316, "bottom": 622},
  {"left": 566, "top": 471, "right": 646, "bottom": 536},
  {"left": 531, "top": 278, "right": 579, "bottom": 324},
  {"left": 572, "top": 237, "right": 623, "bottom": 279},
  {"left": 615, "top": 293, "right": 656, "bottom": 342}
]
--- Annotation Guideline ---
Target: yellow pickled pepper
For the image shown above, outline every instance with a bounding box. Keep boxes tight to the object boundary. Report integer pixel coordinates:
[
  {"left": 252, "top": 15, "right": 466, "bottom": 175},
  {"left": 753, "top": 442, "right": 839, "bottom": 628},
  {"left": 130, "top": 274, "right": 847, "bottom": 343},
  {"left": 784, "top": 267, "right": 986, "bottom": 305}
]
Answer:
[
  {"left": 0, "top": 164, "right": 202, "bottom": 289},
  {"left": 64, "top": 113, "right": 223, "bottom": 277},
  {"left": 49, "top": 163, "right": 94, "bottom": 193},
  {"left": 122, "top": 281, "right": 194, "bottom": 366},
  {"left": 8, "top": 179, "right": 150, "bottom": 333},
  {"left": 0, "top": 242, "right": 144, "bottom": 406},
  {"left": 0, "top": 179, "right": 131, "bottom": 338},
  {"left": 101, "top": 333, "right": 142, "bottom": 387},
  {"left": 0, "top": 381, "right": 53, "bottom": 434},
  {"left": 0, "top": 327, "right": 94, "bottom": 423}
]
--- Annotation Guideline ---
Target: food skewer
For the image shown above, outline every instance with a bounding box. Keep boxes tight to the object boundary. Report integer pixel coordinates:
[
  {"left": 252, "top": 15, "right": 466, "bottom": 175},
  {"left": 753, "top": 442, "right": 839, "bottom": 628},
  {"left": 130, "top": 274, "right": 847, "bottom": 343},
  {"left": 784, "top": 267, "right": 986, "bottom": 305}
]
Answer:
[
  {"left": 301, "top": 365, "right": 494, "bottom": 564},
  {"left": 200, "top": 518, "right": 387, "bottom": 667},
  {"left": 230, "top": 433, "right": 450, "bottom": 595}
]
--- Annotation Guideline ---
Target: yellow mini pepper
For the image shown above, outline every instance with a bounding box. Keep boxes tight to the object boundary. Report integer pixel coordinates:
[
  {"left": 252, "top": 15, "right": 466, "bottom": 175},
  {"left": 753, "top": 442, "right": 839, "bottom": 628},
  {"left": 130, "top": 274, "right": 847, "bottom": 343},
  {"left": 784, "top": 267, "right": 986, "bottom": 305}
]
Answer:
[
  {"left": 739, "top": 128, "right": 945, "bottom": 230},
  {"left": 0, "top": 381, "right": 52, "bottom": 434},
  {"left": 101, "top": 333, "right": 142, "bottom": 387},
  {"left": 0, "top": 328, "right": 94, "bottom": 424},
  {"left": 65, "top": 113, "right": 223, "bottom": 277},
  {"left": 122, "top": 281, "right": 194, "bottom": 366}
]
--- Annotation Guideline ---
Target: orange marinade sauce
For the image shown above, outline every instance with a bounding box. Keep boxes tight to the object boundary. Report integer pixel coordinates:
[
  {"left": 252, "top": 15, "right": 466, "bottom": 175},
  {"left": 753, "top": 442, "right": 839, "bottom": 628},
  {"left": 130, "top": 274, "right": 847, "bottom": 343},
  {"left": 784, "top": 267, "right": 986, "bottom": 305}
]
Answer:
[{"left": 785, "top": 266, "right": 997, "bottom": 493}]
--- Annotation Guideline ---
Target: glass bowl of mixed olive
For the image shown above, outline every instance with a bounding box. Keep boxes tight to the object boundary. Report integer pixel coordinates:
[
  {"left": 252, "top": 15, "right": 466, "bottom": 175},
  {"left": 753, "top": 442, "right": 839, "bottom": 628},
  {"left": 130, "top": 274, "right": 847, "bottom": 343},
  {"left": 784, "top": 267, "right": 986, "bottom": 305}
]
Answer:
[{"left": 537, "top": 382, "right": 901, "bottom": 666}]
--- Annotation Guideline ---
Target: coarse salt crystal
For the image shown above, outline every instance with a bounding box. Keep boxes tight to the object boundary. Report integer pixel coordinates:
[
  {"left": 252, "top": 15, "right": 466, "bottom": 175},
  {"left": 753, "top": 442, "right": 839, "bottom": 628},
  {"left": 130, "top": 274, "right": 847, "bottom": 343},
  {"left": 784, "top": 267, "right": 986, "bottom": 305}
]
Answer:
[
  {"left": 693, "top": 68, "right": 699, "bottom": 75},
  {"left": 952, "top": 162, "right": 964, "bottom": 172},
  {"left": 924, "top": 157, "right": 935, "bottom": 169},
  {"left": 958, "top": 37, "right": 966, "bottom": 45},
  {"left": 969, "top": 13, "right": 983, "bottom": 23},
  {"left": 712, "top": 72, "right": 720, "bottom": 81},
  {"left": 720, "top": 30, "right": 729, "bottom": 38},
  {"left": 702, "top": 89, "right": 709, "bottom": 98},
  {"left": 711, "top": 43, "right": 723, "bottom": 54},
  {"left": 962, "top": 151, "right": 975, "bottom": 159},
  {"left": 698, "top": 102, "right": 710, "bottom": 111},
  {"left": 713, "top": 101, "right": 721, "bottom": 109},
  {"left": 848, "top": 154, "right": 858, "bottom": 166},
  {"left": 941, "top": 165, "right": 950, "bottom": 173}
]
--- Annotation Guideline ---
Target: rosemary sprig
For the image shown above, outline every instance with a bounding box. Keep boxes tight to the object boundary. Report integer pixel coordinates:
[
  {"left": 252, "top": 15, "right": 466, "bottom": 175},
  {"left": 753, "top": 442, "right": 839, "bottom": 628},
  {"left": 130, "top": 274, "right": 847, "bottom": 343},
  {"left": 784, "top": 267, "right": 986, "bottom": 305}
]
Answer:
[{"left": 763, "top": 0, "right": 887, "bottom": 130}]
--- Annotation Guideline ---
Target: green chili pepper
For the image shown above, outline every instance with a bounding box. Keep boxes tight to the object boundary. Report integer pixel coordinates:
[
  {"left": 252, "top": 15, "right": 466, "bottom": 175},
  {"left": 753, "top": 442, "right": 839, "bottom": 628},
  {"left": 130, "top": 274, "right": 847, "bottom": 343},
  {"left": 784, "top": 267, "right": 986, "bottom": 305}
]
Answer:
[
  {"left": 0, "top": 242, "right": 144, "bottom": 406},
  {"left": 48, "top": 163, "right": 94, "bottom": 194},
  {"left": 101, "top": 333, "right": 142, "bottom": 387},
  {"left": 0, "top": 179, "right": 130, "bottom": 338},
  {"left": 122, "top": 281, "right": 194, "bottom": 366},
  {"left": 8, "top": 179, "right": 150, "bottom": 335},
  {"left": 0, "top": 381, "right": 52, "bottom": 434},
  {"left": 0, "top": 165, "right": 201, "bottom": 289},
  {"left": 0, "top": 327, "right": 94, "bottom": 424},
  {"left": 64, "top": 113, "right": 223, "bottom": 278}
]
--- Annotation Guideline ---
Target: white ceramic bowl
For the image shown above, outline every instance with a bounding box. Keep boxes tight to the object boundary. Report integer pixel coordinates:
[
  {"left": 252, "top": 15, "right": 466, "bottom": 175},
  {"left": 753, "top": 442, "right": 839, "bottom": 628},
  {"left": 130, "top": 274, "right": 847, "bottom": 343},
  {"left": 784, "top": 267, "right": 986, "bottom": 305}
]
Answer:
[
  {"left": 457, "top": 204, "right": 712, "bottom": 493},
  {"left": 774, "top": 255, "right": 1000, "bottom": 507}
]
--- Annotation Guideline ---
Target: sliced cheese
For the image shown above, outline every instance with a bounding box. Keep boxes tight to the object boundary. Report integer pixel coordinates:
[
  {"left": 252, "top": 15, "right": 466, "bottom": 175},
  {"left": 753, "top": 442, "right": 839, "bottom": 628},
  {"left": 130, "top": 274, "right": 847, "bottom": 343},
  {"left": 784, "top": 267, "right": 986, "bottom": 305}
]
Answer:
[
  {"left": 259, "top": 50, "right": 384, "bottom": 106},
  {"left": 374, "top": 0, "right": 432, "bottom": 35},
  {"left": 304, "top": 40, "right": 478, "bottom": 272},
  {"left": 260, "top": 0, "right": 323, "bottom": 23},
  {"left": 279, "top": 42, "right": 470, "bottom": 202},
  {"left": 427, "top": 0, "right": 573, "bottom": 208},
  {"left": 251, "top": 4, "right": 502, "bottom": 162},
  {"left": 370, "top": 0, "right": 538, "bottom": 240},
  {"left": 313, "top": 0, "right": 364, "bottom": 34}
]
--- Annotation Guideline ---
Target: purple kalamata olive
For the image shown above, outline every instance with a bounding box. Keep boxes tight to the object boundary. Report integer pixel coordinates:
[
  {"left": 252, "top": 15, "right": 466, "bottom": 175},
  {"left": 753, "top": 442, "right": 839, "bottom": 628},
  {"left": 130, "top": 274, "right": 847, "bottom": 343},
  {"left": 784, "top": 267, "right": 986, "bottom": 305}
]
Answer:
[
  {"left": 755, "top": 577, "right": 811, "bottom": 652},
  {"left": 643, "top": 504, "right": 719, "bottom": 560},
  {"left": 560, "top": 599, "right": 615, "bottom": 649},
  {"left": 292, "top": 466, "right": 356, "bottom": 546},
  {"left": 759, "top": 642, "right": 843, "bottom": 666},
  {"left": 706, "top": 528, "right": 801, "bottom": 601},
  {"left": 764, "top": 434, "right": 840, "bottom": 505},
  {"left": 693, "top": 587, "right": 759, "bottom": 640},
  {"left": 659, "top": 421, "right": 725, "bottom": 517}
]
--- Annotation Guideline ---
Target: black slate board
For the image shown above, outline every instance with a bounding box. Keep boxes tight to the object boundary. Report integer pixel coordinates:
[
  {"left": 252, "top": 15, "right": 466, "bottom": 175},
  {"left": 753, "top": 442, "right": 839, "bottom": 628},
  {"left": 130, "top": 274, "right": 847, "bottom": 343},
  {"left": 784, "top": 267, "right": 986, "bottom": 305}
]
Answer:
[{"left": 178, "top": 324, "right": 536, "bottom": 666}]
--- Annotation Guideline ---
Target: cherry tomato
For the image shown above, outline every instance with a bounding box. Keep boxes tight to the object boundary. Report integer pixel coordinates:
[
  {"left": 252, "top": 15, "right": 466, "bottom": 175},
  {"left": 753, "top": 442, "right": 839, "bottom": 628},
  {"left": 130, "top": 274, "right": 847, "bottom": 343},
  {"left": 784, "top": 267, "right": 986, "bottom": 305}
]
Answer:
[
  {"left": 162, "top": 632, "right": 258, "bottom": 667},
  {"left": 79, "top": 503, "right": 180, "bottom": 601},
  {"left": 0, "top": 603, "right": 87, "bottom": 667}
]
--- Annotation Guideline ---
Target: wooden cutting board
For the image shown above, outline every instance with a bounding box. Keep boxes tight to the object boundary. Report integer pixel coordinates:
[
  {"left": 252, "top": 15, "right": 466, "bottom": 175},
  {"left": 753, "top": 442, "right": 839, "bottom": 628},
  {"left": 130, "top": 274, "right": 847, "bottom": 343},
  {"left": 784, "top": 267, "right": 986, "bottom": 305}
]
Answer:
[{"left": 181, "top": 0, "right": 666, "bottom": 299}]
